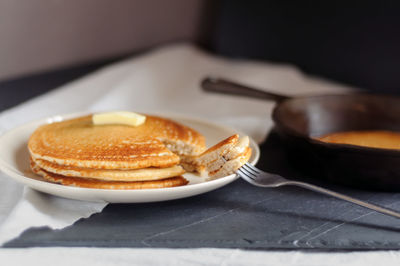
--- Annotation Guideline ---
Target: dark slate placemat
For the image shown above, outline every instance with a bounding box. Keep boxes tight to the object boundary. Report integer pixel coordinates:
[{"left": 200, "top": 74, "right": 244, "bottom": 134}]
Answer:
[{"left": 4, "top": 131, "right": 400, "bottom": 249}]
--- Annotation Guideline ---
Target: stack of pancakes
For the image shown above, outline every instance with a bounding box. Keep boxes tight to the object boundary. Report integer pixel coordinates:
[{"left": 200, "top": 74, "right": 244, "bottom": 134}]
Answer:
[{"left": 29, "top": 115, "right": 206, "bottom": 189}]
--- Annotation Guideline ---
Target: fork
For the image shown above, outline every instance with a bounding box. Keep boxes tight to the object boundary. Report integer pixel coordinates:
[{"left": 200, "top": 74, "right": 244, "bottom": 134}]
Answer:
[{"left": 237, "top": 163, "right": 400, "bottom": 219}]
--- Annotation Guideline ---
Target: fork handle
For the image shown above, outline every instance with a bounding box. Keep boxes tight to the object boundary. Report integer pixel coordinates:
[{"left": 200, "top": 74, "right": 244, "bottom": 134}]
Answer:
[{"left": 287, "top": 181, "right": 400, "bottom": 219}]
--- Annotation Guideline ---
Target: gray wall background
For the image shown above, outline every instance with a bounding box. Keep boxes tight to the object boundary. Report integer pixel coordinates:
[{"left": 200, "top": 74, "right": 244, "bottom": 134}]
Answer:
[{"left": 0, "top": 0, "right": 209, "bottom": 81}]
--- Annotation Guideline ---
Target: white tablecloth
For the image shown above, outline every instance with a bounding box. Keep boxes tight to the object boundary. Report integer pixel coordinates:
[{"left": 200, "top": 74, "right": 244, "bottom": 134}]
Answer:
[
  {"left": 1, "top": 248, "right": 400, "bottom": 266},
  {"left": 1, "top": 44, "right": 398, "bottom": 265}
]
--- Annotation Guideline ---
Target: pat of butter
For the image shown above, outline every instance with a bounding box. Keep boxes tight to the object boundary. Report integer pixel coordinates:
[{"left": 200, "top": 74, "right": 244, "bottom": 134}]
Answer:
[{"left": 92, "top": 111, "right": 146, "bottom": 127}]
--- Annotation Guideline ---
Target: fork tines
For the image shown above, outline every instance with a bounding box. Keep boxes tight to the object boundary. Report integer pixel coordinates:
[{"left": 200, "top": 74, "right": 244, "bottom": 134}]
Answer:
[
  {"left": 237, "top": 163, "right": 258, "bottom": 180},
  {"left": 242, "top": 163, "right": 260, "bottom": 174},
  {"left": 237, "top": 168, "right": 255, "bottom": 181}
]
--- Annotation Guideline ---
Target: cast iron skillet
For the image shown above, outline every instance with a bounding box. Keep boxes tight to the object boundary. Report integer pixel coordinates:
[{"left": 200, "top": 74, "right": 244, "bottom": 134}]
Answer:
[{"left": 202, "top": 77, "right": 400, "bottom": 191}]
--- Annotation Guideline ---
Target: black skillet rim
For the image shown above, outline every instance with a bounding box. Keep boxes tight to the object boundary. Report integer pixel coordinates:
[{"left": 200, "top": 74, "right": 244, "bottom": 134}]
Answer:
[{"left": 271, "top": 92, "right": 400, "bottom": 157}]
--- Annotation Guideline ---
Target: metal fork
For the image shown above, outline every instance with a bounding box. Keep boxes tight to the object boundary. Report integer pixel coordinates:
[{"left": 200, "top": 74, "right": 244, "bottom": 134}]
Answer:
[{"left": 237, "top": 163, "right": 400, "bottom": 219}]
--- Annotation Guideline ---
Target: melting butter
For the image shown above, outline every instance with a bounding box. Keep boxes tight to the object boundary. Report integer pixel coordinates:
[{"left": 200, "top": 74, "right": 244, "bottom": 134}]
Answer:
[{"left": 92, "top": 111, "right": 146, "bottom": 127}]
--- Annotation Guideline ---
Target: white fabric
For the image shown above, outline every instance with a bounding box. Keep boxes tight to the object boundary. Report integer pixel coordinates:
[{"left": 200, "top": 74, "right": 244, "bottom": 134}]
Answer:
[
  {"left": 2, "top": 43, "right": 392, "bottom": 265},
  {"left": 0, "top": 189, "right": 105, "bottom": 244},
  {"left": 1, "top": 248, "right": 400, "bottom": 266}
]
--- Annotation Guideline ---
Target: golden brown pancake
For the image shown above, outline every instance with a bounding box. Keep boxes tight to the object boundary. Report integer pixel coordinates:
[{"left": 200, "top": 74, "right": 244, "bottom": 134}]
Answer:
[
  {"left": 199, "top": 135, "right": 250, "bottom": 174},
  {"left": 32, "top": 157, "right": 185, "bottom": 181},
  {"left": 180, "top": 134, "right": 239, "bottom": 172},
  {"left": 31, "top": 160, "right": 188, "bottom": 189},
  {"left": 181, "top": 134, "right": 252, "bottom": 179},
  {"left": 209, "top": 146, "right": 252, "bottom": 179},
  {"left": 28, "top": 115, "right": 206, "bottom": 170}
]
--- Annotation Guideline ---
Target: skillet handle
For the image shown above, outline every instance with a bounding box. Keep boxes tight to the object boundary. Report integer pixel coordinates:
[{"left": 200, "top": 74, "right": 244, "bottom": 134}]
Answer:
[{"left": 201, "top": 77, "right": 291, "bottom": 102}]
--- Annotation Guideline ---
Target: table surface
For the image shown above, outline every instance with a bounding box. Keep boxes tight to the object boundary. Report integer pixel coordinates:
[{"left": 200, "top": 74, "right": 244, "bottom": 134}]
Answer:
[{"left": 1, "top": 64, "right": 400, "bottom": 250}]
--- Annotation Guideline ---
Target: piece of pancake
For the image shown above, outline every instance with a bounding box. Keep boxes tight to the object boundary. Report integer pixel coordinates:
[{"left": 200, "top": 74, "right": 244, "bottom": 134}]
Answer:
[
  {"left": 32, "top": 157, "right": 185, "bottom": 181},
  {"left": 208, "top": 146, "right": 252, "bottom": 179},
  {"left": 31, "top": 160, "right": 188, "bottom": 189},
  {"left": 180, "top": 134, "right": 239, "bottom": 172},
  {"left": 201, "top": 136, "right": 250, "bottom": 174},
  {"left": 224, "top": 136, "right": 250, "bottom": 160},
  {"left": 195, "top": 134, "right": 239, "bottom": 166},
  {"left": 28, "top": 115, "right": 206, "bottom": 170},
  {"left": 182, "top": 135, "right": 252, "bottom": 178}
]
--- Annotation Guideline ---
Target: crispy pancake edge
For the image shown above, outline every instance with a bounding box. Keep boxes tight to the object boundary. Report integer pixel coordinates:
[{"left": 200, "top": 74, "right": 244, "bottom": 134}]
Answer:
[
  {"left": 30, "top": 160, "right": 188, "bottom": 190},
  {"left": 32, "top": 157, "right": 186, "bottom": 181}
]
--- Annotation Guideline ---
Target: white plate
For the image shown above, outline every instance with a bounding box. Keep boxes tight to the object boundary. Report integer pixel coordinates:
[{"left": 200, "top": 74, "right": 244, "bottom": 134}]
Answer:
[{"left": 0, "top": 113, "right": 260, "bottom": 203}]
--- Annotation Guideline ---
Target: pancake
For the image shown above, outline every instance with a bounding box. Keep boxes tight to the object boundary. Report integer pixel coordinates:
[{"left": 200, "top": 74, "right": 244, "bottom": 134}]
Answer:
[
  {"left": 28, "top": 115, "right": 206, "bottom": 170},
  {"left": 180, "top": 134, "right": 239, "bottom": 172},
  {"left": 208, "top": 147, "right": 252, "bottom": 179},
  {"left": 32, "top": 157, "right": 185, "bottom": 181},
  {"left": 200, "top": 135, "right": 250, "bottom": 174},
  {"left": 181, "top": 134, "right": 252, "bottom": 178},
  {"left": 316, "top": 130, "right": 400, "bottom": 150},
  {"left": 195, "top": 134, "right": 239, "bottom": 166},
  {"left": 31, "top": 160, "right": 188, "bottom": 189}
]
